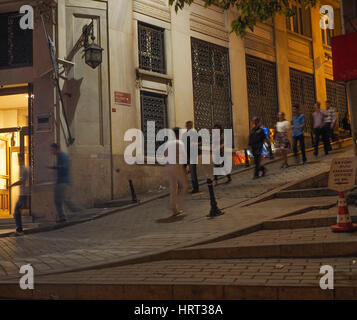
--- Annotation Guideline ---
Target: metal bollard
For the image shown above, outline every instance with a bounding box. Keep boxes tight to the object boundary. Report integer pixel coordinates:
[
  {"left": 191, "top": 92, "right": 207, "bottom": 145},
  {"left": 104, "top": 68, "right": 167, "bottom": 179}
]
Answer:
[
  {"left": 207, "top": 178, "right": 224, "bottom": 218},
  {"left": 244, "top": 149, "right": 250, "bottom": 167},
  {"left": 268, "top": 142, "right": 274, "bottom": 159},
  {"left": 129, "top": 180, "right": 138, "bottom": 203}
]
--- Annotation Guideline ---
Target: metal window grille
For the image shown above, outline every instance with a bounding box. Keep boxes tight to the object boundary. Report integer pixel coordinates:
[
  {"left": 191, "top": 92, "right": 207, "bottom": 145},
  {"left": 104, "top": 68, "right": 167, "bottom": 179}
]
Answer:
[
  {"left": 326, "top": 79, "right": 348, "bottom": 128},
  {"left": 191, "top": 37, "right": 232, "bottom": 132},
  {"left": 138, "top": 22, "right": 166, "bottom": 74},
  {"left": 0, "top": 12, "right": 33, "bottom": 69},
  {"left": 246, "top": 55, "right": 279, "bottom": 129},
  {"left": 290, "top": 68, "right": 316, "bottom": 132},
  {"left": 140, "top": 91, "right": 168, "bottom": 157}
]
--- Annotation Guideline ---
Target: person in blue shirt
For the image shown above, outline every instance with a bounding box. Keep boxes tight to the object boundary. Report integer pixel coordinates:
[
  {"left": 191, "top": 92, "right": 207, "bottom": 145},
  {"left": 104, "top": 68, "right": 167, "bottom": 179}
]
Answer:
[
  {"left": 47, "top": 143, "right": 73, "bottom": 223},
  {"left": 292, "top": 104, "right": 307, "bottom": 165}
]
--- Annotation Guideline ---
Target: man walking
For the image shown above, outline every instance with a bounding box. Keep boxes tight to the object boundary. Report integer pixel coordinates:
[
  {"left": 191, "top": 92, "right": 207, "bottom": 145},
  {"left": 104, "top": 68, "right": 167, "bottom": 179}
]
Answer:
[
  {"left": 10, "top": 153, "right": 29, "bottom": 236},
  {"left": 249, "top": 117, "right": 266, "bottom": 179},
  {"left": 47, "top": 143, "right": 72, "bottom": 223},
  {"left": 312, "top": 102, "right": 329, "bottom": 157},
  {"left": 292, "top": 104, "right": 307, "bottom": 165},
  {"left": 182, "top": 121, "right": 201, "bottom": 194},
  {"left": 325, "top": 99, "right": 337, "bottom": 150},
  {"left": 164, "top": 128, "right": 188, "bottom": 216}
]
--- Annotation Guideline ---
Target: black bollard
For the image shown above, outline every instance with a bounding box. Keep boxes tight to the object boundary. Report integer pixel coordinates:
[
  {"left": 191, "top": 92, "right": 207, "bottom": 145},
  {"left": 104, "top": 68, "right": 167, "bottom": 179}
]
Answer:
[
  {"left": 244, "top": 149, "right": 250, "bottom": 167},
  {"left": 268, "top": 142, "right": 274, "bottom": 160},
  {"left": 207, "top": 178, "right": 224, "bottom": 218},
  {"left": 129, "top": 180, "right": 138, "bottom": 203}
]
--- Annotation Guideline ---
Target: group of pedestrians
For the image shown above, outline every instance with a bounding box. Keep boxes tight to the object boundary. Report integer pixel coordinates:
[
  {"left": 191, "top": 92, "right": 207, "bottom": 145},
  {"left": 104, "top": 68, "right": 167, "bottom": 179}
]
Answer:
[
  {"left": 12, "top": 143, "right": 75, "bottom": 236},
  {"left": 165, "top": 120, "right": 232, "bottom": 216},
  {"left": 11, "top": 102, "right": 338, "bottom": 227},
  {"left": 249, "top": 100, "right": 337, "bottom": 180}
]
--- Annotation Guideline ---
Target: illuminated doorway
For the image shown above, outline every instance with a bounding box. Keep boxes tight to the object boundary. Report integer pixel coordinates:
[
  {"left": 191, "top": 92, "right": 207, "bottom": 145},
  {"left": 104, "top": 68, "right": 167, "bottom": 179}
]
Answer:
[{"left": 0, "top": 84, "right": 31, "bottom": 218}]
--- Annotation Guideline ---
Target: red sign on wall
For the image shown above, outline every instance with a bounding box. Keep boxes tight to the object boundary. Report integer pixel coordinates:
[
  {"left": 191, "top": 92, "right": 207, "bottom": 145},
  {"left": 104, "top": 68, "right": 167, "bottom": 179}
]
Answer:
[
  {"left": 114, "top": 91, "right": 131, "bottom": 106},
  {"left": 331, "top": 32, "right": 357, "bottom": 82}
]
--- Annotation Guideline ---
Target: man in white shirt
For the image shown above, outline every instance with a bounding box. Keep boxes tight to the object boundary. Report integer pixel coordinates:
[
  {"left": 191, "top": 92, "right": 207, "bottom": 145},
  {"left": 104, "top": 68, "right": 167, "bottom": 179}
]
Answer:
[
  {"left": 10, "top": 153, "right": 29, "bottom": 236},
  {"left": 325, "top": 100, "right": 336, "bottom": 151},
  {"left": 164, "top": 127, "right": 188, "bottom": 216},
  {"left": 181, "top": 121, "right": 201, "bottom": 194}
]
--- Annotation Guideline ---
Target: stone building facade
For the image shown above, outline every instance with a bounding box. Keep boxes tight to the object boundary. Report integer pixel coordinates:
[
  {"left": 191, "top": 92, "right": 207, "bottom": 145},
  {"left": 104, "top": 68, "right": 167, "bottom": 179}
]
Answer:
[{"left": 0, "top": 0, "right": 348, "bottom": 221}]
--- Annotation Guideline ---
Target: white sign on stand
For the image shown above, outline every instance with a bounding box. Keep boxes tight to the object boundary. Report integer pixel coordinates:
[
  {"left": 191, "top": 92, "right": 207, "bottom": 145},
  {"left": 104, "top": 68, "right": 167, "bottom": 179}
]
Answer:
[{"left": 328, "top": 157, "right": 356, "bottom": 192}]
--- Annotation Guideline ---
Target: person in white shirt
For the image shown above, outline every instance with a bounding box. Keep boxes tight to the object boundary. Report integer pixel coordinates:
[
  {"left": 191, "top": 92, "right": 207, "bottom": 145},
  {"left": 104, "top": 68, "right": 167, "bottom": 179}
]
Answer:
[
  {"left": 181, "top": 121, "right": 201, "bottom": 194},
  {"left": 275, "top": 112, "right": 291, "bottom": 168},
  {"left": 164, "top": 127, "right": 188, "bottom": 216},
  {"left": 324, "top": 100, "right": 336, "bottom": 151},
  {"left": 9, "top": 153, "right": 29, "bottom": 236}
]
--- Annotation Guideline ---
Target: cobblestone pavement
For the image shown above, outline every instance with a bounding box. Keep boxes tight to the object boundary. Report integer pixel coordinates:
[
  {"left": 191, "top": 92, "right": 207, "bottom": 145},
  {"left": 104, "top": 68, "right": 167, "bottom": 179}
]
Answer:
[
  {"left": 1, "top": 256, "right": 356, "bottom": 299},
  {"left": 0, "top": 147, "right": 352, "bottom": 281},
  {"left": 185, "top": 224, "right": 357, "bottom": 249},
  {"left": 26, "top": 257, "right": 357, "bottom": 286}
]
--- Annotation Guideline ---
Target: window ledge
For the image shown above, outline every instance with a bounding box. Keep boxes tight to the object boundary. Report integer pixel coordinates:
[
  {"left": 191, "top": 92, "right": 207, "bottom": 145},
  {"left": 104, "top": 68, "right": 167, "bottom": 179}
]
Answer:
[
  {"left": 287, "top": 30, "right": 312, "bottom": 42},
  {"left": 136, "top": 68, "right": 173, "bottom": 82}
]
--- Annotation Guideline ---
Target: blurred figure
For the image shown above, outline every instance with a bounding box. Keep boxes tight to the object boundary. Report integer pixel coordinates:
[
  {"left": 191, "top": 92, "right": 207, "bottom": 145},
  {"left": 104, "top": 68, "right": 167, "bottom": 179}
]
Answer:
[
  {"left": 312, "top": 102, "right": 329, "bottom": 157},
  {"left": 182, "top": 120, "right": 201, "bottom": 194},
  {"left": 47, "top": 143, "right": 73, "bottom": 223},
  {"left": 9, "top": 153, "right": 29, "bottom": 236},
  {"left": 164, "top": 128, "right": 188, "bottom": 216},
  {"left": 342, "top": 112, "right": 351, "bottom": 136},
  {"left": 292, "top": 104, "right": 307, "bottom": 165},
  {"left": 249, "top": 117, "right": 266, "bottom": 179},
  {"left": 213, "top": 124, "right": 232, "bottom": 185},
  {"left": 275, "top": 112, "right": 291, "bottom": 168},
  {"left": 325, "top": 100, "right": 336, "bottom": 150},
  {"left": 263, "top": 127, "right": 274, "bottom": 160}
]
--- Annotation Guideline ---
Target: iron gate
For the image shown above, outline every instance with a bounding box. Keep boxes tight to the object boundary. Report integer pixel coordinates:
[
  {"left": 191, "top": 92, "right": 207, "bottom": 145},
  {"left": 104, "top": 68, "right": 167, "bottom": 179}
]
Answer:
[
  {"left": 326, "top": 79, "right": 348, "bottom": 128},
  {"left": 191, "top": 38, "right": 232, "bottom": 131},
  {"left": 246, "top": 55, "right": 279, "bottom": 129},
  {"left": 140, "top": 91, "right": 168, "bottom": 156},
  {"left": 290, "top": 68, "right": 316, "bottom": 132}
]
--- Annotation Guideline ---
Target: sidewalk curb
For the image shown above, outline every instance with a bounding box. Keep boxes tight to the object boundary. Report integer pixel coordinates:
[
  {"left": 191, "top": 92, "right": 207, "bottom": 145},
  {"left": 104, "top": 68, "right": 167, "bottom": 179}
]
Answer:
[
  {"left": 263, "top": 213, "right": 357, "bottom": 230},
  {"left": 2, "top": 281, "right": 355, "bottom": 300}
]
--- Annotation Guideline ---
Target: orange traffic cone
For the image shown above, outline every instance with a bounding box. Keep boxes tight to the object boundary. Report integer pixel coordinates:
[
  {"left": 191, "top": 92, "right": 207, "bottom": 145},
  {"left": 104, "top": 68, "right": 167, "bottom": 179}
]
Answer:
[{"left": 331, "top": 192, "right": 357, "bottom": 232}]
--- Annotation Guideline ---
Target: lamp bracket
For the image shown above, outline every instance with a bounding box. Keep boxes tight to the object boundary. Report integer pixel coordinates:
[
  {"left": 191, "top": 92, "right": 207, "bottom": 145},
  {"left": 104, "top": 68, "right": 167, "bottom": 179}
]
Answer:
[{"left": 65, "top": 20, "right": 94, "bottom": 71}]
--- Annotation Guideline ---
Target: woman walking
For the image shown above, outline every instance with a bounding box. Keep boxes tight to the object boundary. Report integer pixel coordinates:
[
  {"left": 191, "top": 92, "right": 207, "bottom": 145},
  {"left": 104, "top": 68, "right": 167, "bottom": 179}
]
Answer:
[{"left": 275, "top": 112, "right": 291, "bottom": 168}]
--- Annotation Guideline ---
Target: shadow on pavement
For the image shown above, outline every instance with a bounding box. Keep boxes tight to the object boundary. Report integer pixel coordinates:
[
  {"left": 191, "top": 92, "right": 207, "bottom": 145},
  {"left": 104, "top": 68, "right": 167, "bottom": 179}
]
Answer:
[{"left": 156, "top": 214, "right": 186, "bottom": 224}]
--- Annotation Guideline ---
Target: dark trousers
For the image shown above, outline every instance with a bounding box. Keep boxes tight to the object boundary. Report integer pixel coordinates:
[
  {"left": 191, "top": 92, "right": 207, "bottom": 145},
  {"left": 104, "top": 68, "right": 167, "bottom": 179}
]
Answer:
[
  {"left": 186, "top": 164, "right": 199, "bottom": 192},
  {"left": 253, "top": 149, "right": 264, "bottom": 177},
  {"left": 313, "top": 127, "right": 329, "bottom": 156},
  {"left": 54, "top": 183, "right": 79, "bottom": 221},
  {"left": 14, "top": 195, "right": 26, "bottom": 232},
  {"left": 292, "top": 134, "right": 307, "bottom": 162},
  {"left": 324, "top": 123, "right": 334, "bottom": 150}
]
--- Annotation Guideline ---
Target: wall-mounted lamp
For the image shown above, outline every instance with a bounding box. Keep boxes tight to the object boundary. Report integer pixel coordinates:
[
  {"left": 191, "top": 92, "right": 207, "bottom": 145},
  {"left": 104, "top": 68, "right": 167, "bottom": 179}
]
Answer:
[
  {"left": 66, "top": 19, "right": 104, "bottom": 70},
  {"left": 82, "top": 21, "right": 104, "bottom": 69}
]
